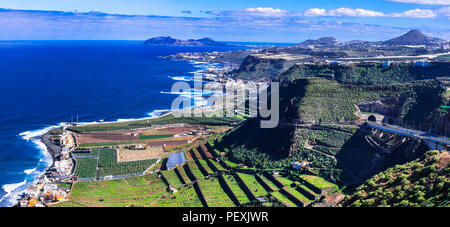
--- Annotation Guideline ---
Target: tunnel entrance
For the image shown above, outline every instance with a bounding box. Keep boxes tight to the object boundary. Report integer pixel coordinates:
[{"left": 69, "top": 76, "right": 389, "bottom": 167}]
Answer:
[{"left": 368, "top": 115, "right": 377, "bottom": 122}]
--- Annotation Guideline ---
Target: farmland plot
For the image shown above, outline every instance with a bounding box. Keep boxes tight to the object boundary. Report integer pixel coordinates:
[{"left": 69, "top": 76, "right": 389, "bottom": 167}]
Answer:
[{"left": 198, "top": 178, "right": 236, "bottom": 207}]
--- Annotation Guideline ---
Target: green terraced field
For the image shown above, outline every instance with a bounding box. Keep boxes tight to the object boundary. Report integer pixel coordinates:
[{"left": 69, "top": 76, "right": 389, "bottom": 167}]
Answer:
[
  {"left": 186, "top": 162, "right": 205, "bottom": 181},
  {"left": 176, "top": 166, "right": 191, "bottom": 184},
  {"left": 209, "top": 159, "right": 227, "bottom": 171},
  {"left": 271, "top": 191, "right": 296, "bottom": 207},
  {"left": 222, "top": 174, "right": 251, "bottom": 205},
  {"left": 153, "top": 185, "right": 203, "bottom": 207},
  {"left": 275, "top": 176, "right": 295, "bottom": 187},
  {"left": 161, "top": 169, "right": 184, "bottom": 188},
  {"left": 237, "top": 173, "right": 270, "bottom": 198},
  {"left": 198, "top": 178, "right": 236, "bottom": 207},
  {"left": 197, "top": 159, "right": 214, "bottom": 175},
  {"left": 257, "top": 175, "right": 280, "bottom": 191},
  {"left": 301, "top": 175, "right": 336, "bottom": 190},
  {"left": 283, "top": 186, "right": 311, "bottom": 204},
  {"left": 52, "top": 174, "right": 167, "bottom": 207}
]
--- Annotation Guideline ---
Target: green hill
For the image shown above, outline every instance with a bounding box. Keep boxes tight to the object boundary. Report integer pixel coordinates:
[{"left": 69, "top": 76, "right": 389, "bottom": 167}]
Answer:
[
  {"left": 280, "top": 77, "right": 444, "bottom": 124},
  {"left": 343, "top": 150, "right": 449, "bottom": 207},
  {"left": 276, "top": 62, "right": 450, "bottom": 85}
]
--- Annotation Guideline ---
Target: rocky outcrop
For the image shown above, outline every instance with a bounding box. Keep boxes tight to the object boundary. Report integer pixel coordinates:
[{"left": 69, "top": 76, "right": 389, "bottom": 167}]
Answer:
[{"left": 357, "top": 97, "right": 405, "bottom": 117}]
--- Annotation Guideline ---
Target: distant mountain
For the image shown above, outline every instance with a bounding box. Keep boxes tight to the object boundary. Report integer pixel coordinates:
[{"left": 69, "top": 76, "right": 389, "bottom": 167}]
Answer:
[
  {"left": 297, "top": 37, "right": 340, "bottom": 47},
  {"left": 144, "top": 36, "right": 228, "bottom": 46},
  {"left": 383, "top": 30, "right": 445, "bottom": 45}
]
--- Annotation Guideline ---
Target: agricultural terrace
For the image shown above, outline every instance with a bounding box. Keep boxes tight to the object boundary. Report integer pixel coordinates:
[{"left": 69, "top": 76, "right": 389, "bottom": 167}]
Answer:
[
  {"left": 237, "top": 173, "right": 270, "bottom": 198},
  {"left": 222, "top": 174, "right": 251, "bottom": 205},
  {"left": 73, "top": 148, "right": 159, "bottom": 179},
  {"left": 67, "top": 131, "right": 338, "bottom": 207},
  {"left": 68, "top": 114, "right": 242, "bottom": 133},
  {"left": 52, "top": 174, "right": 167, "bottom": 207},
  {"left": 197, "top": 177, "right": 236, "bottom": 207},
  {"left": 160, "top": 169, "right": 184, "bottom": 188},
  {"left": 153, "top": 184, "right": 203, "bottom": 207},
  {"left": 301, "top": 175, "right": 337, "bottom": 190}
]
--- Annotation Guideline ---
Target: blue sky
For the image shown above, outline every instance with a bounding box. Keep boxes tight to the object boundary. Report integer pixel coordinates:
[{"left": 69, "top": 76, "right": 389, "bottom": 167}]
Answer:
[{"left": 0, "top": 0, "right": 448, "bottom": 42}]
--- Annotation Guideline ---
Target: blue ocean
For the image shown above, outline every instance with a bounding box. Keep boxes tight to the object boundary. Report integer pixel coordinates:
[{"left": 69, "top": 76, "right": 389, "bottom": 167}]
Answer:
[{"left": 0, "top": 40, "right": 251, "bottom": 206}]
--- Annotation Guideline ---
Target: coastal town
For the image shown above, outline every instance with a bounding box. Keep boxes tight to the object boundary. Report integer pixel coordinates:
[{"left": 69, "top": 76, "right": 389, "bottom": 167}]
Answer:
[{"left": 18, "top": 131, "right": 75, "bottom": 207}]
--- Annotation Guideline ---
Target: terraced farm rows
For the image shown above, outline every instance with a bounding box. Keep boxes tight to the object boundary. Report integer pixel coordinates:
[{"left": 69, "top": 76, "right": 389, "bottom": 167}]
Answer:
[
  {"left": 153, "top": 185, "right": 203, "bottom": 207},
  {"left": 197, "top": 177, "right": 236, "bottom": 207},
  {"left": 160, "top": 169, "right": 184, "bottom": 188},
  {"left": 73, "top": 148, "right": 159, "bottom": 178},
  {"left": 236, "top": 173, "right": 270, "bottom": 198},
  {"left": 53, "top": 174, "right": 167, "bottom": 207},
  {"left": 222, "top": 174, "right": 251, "bottom": 205},
  {"left": 68, "top": 143, "right": 336, "bottom": 207}
]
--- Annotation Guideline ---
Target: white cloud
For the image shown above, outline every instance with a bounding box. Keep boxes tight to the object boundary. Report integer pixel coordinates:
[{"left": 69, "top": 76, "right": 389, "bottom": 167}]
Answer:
[
  {"left": 391, "top": 8, "right": 437, "bottom": 18},
  {"left": 206, "top": 6, "right": 449, "bottom": 19},
  {"left": 436, "top": 6, "right": 450, "bottom": 17},
  {"left": 242, "top": 7, "right": 289, "bottom": 17},
  {"left": 206, "top": 7, "right": 291, "bottom": 17},
  {"left": 304, "top": 8, "right": 327, "bottom": 17},
  {"left": 388, "top": 0, "right": 450, "bottom": 5},
  {"left": 328, "top": 8, "right": 386, "bottom": 17}
]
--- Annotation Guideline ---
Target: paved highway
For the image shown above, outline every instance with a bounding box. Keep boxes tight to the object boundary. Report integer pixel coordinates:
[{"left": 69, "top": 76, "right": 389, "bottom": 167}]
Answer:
[{"left": 366, "top": 122, "right": 450, "bottom": 146}]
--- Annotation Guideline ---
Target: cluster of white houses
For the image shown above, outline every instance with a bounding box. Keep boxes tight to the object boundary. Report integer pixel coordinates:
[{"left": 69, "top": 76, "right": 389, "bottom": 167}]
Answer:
[{"left": 18, "top": 132, "right": 76, "bottom": 207}]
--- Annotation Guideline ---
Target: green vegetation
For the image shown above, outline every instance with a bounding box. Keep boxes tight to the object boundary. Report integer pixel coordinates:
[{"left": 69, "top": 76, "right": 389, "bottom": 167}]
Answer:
[
  {"left": 78, "top": 141, "right": 135, "bottom": 148},
  {"left": 271, "top": 191, "right": 296, "bottom": 207},
  {"left": 198, "top": 178, "right": 236, "bottom": 207},
  {"left": 139, "top": 134, "right": 174, "bottom": 140},
  {"left": 176, "top": 166, "right": 192, "bottom": 184},
  {"left": 161, "top": 169, "right": 184, "bottom": 188},
  {"left": 154, "top": 185, "right": 203, "bottom": 207},
  {"left": 276, "top": 62, "right": 450, "bottom": 85},
  {"left": 258, "top": 175, "right": 280, "bottom": 191},
  {"left": 69, "top": 114, "right": 242, "bottom": 133},
  {"left": 237, "top": 173, "right": 269, "bottom": 198},
  {"left": 97, "top": 159, "right": 158, "bottom": 177},
  {"left": 222, "top": 174, "right": 251, "bottom": 205},
  {"left": 301, "top": 175, "right": 337, "bottom": 190},
  {"left": 53, "top": 174, "right": 166, "bottom": 207},
  {"left": 73, "top": 148, "right": 158, "bottom": 178},
  {"left": 73, "top": 158, "right": 97, "bottom": 179},
  {"left": 283, "top": 186, "right": 311, "bottom": 204},
  {"left": 197, "top": 159, "right": 214, "bottom": 175},
  {"left": 344, "top": 150, "right": 449, "bottom": 207},
  {"left": 186, "top": 162, "right": 205, "bottom": 180},
  {"left": 281, "top": 77, "right": 443, "bottom": 124}
]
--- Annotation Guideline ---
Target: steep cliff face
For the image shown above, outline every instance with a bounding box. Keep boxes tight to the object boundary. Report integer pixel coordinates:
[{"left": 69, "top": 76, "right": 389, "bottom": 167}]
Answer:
[
  {"left": 230, "top": 55, "right": 301, "bottom": 81},
  {"left": 357, "top": 97, "right": 405, "bottom": 117}
]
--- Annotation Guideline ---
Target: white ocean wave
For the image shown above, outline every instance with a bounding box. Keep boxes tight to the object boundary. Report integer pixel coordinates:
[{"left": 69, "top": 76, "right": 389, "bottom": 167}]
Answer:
[
  {"left": 23, "top": 168, "right": 36, "bottom": 175},
  {"left": 170, "top": 76, "right": 192, "bottom": 82},
  {"left": 0, "top": 180, "right": 26, "bottom": 206},
  {"left": 19, "top": 122, "right": 68, "bottom": 141}
]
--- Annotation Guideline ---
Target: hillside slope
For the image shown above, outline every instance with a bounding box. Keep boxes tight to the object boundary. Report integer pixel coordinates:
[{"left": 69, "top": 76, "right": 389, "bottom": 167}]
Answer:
[
  {"left": 343, "top": 150, "right": 449, "bottom": 207},
  {"left": 280, "top": 77, "right": 444, "bottom": 125},
  {"left": 276, "top": 62, "right": 450, "bottom": 85}
]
